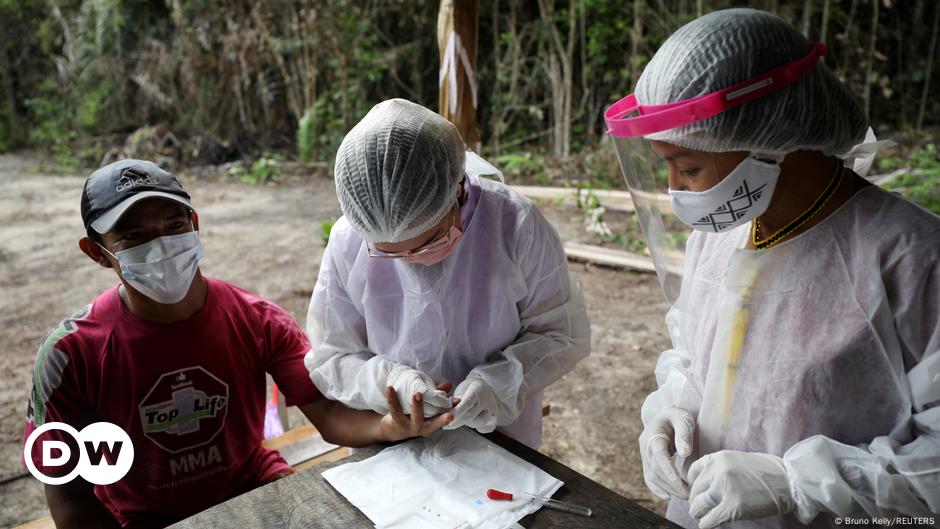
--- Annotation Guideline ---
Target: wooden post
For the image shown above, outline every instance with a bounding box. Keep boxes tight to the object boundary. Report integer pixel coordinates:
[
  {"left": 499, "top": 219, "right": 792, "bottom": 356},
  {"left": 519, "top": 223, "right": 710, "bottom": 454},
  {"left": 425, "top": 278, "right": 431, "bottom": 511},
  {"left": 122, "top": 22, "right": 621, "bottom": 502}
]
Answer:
[{"left": 437, "top": 0, "right": 481, "bottom": 152}]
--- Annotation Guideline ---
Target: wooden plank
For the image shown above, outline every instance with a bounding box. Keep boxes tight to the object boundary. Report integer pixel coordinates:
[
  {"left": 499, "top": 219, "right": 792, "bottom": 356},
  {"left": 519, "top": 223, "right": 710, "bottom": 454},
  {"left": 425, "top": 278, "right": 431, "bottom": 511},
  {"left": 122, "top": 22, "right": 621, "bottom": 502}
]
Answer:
[
  {"left": 278, "top": 436, "right": 340, "bottom": 468},
  {"left": 564, "top": 242, "right": 657, "bottom": 272},
  {"left": 293, "top": 447, "right": 350, "bottom": 472},
  {"left": 511, "top": 185, "right": 675, "bottom": 215},
  {"left": 512, "top": 185, "right": 636, "bottom": 212},
  {"left": 262, "top": 424, "right": 318, "bottom": 451},
  {"left": 263, "top": 424, "right": 342, "bottom": 468},
  {"left": 12, "top": 516, "right": 54, "bottom": 529},
  {"left": 628, "top": 188, "right": 673, "bottom": 213}
]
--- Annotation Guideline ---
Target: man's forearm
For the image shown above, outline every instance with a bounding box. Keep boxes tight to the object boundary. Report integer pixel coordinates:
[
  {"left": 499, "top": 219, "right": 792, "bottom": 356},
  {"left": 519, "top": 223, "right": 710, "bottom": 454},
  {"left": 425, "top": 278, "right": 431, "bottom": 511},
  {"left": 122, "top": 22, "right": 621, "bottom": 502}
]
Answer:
[
  {"left": 45, "top": 483, "right": 122, "bottom": 529},
  {"left": 301, "top": 399, "right": 389, "bottom": 448}
]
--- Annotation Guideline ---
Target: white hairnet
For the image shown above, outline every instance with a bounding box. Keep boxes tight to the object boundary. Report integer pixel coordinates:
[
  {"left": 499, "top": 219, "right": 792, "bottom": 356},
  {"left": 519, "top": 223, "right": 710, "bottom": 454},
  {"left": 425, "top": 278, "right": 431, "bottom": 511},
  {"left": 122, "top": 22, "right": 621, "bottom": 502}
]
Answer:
[
  {"left": 334, "top": 98, "right": 466, "bottom": 244},
  {"left": 635, "top": 8, "right": 868, "bottom": 155}
]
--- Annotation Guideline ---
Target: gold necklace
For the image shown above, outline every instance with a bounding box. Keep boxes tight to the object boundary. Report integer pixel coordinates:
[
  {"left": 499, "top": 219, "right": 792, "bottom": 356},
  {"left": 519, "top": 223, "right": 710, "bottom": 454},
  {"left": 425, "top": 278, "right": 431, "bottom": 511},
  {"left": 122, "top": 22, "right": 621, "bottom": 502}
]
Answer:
[{"left": 752, "top": 162, "right": 843, "bottom": 250}]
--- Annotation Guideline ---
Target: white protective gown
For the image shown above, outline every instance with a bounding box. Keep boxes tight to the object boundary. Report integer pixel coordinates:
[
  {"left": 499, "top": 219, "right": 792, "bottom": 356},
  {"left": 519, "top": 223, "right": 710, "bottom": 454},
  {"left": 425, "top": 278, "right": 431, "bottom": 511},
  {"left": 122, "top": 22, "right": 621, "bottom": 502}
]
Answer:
[
  {"left": 306, "top": 173, "right": 591, "bottom": 448},
  {"left": 642, "top": 185, "right": 940, "bottom": 528}
]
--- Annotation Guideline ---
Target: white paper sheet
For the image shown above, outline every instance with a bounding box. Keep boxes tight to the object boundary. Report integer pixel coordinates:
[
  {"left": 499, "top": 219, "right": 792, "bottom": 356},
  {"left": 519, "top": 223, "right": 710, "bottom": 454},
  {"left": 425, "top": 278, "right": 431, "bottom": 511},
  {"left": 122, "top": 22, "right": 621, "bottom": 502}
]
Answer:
[{"left": 322, "top": 429, "right": 563, "bottom": 529}]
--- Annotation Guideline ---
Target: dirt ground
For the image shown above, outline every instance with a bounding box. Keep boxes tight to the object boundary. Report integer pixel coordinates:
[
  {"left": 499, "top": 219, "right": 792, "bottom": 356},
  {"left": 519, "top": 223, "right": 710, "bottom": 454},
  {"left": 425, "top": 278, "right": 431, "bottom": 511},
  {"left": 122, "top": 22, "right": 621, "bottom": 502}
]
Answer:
[{"left": 0, "top": 154, "right": 670, "bottom": 528}]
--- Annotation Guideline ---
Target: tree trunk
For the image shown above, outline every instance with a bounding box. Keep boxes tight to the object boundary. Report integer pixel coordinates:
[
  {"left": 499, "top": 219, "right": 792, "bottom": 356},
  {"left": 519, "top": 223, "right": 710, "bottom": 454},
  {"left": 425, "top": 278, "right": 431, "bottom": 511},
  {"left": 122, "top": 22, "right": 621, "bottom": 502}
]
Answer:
[
  {"left": 0, "top": 24, "right": 21, "bottom": 147},
  {"left": 863, "top": 0, "right": 879, "bottom": 120},
  {"left": 489, "top": 0, "right": 529, "bottom": 157},
  {"left": 631, "top": 0, "right": 646, "bottom": 84},
  {"left": 917, "top": 3, "right": 940, "bottom": 131},
  {"left": 537, "top": 0, "right": 576, "bottom": 158},
  {"left": 801, "top": 0, "right": 814, "bottom": 39},
  {"left": 490, "top": 0, "right": 501, "bottom": 152},
  {"left": 438, "top": 0, "right": 481, "bottom": 152},
  {"left": 578, "top": 1, "right": 593, "bottom": 138},
  {"left": 840, "top": 0, "right": 859, "bottom": 80},
  {"left": 562, "top": 0, "right": 575, "bottom": 158},
  {"left": 819, "top": 0, "right": 830, "bottom": 45}
]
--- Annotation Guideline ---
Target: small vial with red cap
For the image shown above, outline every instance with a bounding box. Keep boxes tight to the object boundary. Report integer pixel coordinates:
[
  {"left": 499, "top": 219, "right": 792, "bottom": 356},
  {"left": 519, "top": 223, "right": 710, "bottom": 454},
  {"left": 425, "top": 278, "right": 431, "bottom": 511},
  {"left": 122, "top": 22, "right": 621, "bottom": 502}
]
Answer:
[{"left": 486, "top": 489, "right": 592, "bottom": 517}]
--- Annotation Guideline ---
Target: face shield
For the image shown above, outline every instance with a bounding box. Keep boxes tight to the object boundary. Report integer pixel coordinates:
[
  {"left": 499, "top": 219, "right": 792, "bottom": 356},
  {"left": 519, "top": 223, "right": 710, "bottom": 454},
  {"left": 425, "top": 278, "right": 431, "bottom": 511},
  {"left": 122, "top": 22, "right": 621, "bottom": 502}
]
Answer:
[{"left": 604, "top": 43, "right": 828, "bottom": 303}]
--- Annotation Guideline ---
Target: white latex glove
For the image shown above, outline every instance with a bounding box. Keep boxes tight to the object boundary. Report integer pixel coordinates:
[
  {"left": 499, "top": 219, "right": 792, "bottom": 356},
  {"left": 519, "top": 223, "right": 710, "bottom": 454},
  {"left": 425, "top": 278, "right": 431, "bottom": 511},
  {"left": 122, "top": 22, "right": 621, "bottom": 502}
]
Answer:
[
  {"left": 687, "top": 450, "right": 796, "bottom": 529},
  {"left": 386, "top": 365, "right": 453, "bottom": 418},
  {"left": 442, "top": 379, "right": 499, "bottom": 433},
  {"left": 638, "top": 406, "right": 696, "bottom": 500}
]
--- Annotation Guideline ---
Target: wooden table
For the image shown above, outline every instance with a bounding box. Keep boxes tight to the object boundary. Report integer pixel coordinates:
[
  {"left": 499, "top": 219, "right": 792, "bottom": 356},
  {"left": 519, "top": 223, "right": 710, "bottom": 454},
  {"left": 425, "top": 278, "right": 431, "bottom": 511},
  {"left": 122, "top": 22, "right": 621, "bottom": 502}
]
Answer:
[{"left": 170, "top": 431, "right": 680, "bottom": 528}]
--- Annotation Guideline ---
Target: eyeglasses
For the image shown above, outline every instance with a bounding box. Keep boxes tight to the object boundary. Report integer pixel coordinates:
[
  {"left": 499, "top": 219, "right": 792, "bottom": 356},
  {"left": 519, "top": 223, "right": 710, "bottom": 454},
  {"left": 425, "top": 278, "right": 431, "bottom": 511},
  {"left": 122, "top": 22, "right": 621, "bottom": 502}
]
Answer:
[{"left": 367, "top": 204, "right": 459, "bottom": 260}]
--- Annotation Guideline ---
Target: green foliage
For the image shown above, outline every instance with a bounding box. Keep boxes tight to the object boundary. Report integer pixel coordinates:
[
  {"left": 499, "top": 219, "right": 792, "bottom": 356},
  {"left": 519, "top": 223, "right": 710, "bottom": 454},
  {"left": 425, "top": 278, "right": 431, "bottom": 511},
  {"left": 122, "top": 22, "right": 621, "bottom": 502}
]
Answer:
[
  {"left": 493, "top": 152, "right": 546, "bottom": 183},
  {"left": 881, "top": 144, "right": 940, "bottom": 215},
  {"left": 297, "top": 108, "right": 316, "bottom": 164},
  {"left": 320, "top": 219, "right": 336, "bottom": 247},
  {"left": 583, "top": 147, "right": 623, "bottom": 189},
  {"left": 611, "top": 232, "right": 646, "bottom": 253},
  {"left": 303, "top": 96, "right": 351, "bottom": 163},
  {"left": 229, "top": 154, "right": 285, "bottom": 185},
  {"left": 3, "top": 0, "right": 940, "bottom": 169},
  {"left": 575, "top": 183, "right": 602, "bottom": 211},
  {"left": 74, "top": 81, "right": 114, "bottom": 130},
  {"left": 665, "top": 231, "right": 689, "bottom": 250}
]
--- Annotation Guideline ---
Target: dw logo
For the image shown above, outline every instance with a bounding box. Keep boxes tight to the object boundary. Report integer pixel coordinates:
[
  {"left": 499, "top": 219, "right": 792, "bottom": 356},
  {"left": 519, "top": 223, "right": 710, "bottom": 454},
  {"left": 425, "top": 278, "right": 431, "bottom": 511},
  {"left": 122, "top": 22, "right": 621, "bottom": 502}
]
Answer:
[{"left": 24, "top": 422, "right": 134, "bottom": 485}]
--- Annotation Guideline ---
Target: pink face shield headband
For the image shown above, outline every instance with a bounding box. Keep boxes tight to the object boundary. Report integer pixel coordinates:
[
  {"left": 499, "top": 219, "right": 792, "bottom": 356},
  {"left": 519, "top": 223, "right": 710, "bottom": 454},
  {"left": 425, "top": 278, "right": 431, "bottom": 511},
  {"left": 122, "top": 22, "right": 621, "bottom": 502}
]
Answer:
[{"left": 604, "top": 42, "right": 828, "bottom": 138}]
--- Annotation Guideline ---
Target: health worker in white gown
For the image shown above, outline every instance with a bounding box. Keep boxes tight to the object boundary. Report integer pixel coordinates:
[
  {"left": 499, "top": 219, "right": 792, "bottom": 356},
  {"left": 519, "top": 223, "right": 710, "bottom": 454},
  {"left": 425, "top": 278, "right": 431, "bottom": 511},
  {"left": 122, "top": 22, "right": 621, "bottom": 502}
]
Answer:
[
  {"left": 305, "top": 99, "right": 591, "bottom": 449},
  {"left": 603, "top": 8, "right": 940, "bottom": 529}
]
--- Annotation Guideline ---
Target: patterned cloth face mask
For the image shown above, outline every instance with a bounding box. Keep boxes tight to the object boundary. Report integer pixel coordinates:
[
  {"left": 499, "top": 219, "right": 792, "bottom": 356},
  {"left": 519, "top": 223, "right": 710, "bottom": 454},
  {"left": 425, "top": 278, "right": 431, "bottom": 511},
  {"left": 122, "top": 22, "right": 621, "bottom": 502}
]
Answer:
[{"left": 668, "top": 152, "right": 784, "bottom": 233}]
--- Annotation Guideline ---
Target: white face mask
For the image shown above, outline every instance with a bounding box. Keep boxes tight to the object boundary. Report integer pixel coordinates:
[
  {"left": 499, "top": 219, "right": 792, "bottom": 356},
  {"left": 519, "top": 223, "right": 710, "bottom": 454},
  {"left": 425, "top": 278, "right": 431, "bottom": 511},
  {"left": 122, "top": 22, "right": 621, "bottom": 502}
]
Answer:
[
  {"left": 668, "top": 153, "right": 784, "bottom": 233},
  {"left": 100, "top": 231, "right": 205, "bottom": 304}
]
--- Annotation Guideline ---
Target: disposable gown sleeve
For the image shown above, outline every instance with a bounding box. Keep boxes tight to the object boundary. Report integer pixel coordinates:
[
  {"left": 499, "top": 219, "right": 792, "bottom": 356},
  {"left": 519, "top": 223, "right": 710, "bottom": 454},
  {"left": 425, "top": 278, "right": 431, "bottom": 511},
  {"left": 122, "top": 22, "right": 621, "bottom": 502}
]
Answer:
[
  {"left": 464, "top": 207, "right": 591, "bottom": 426},
  {"left": 640, "top": 229, "right": 706, "bottom": 427},
  {"left": 304, "top": 231, "right": 396, "bottom": 415},
  {"left": 639, "top": 305, "right": 704, "bottom": 427},
  {"left": 782, "top": 239, "right": 940, "bottom": 522}
]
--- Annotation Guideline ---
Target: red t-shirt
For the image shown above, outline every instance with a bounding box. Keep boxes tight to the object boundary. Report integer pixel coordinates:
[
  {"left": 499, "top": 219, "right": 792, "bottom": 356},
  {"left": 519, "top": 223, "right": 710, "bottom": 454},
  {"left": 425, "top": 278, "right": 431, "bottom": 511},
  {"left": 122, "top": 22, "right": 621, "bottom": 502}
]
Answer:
[{"left": 23, "top": 278, "right": 322, "bottom": 528}]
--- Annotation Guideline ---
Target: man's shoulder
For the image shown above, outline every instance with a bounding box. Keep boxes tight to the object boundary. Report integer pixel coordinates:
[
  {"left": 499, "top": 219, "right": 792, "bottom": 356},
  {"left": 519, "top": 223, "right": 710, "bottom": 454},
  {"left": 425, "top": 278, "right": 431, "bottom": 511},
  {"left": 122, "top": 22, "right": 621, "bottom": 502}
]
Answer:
[
  {"left": 38, "top": 287, "right": 120, "bottom": 354},
  {"left": 205, "top": 277, "right": 292, "bottom": 322},
  {"left": 27, "top": 296, "right": 109, "bottom": 425}
]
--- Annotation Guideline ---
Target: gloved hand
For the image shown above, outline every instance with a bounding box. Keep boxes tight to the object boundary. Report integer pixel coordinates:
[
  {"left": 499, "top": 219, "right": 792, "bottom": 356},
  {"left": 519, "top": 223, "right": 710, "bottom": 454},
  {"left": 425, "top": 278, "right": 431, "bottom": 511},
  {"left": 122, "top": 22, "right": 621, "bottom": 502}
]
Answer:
[
  {"left": 443, "top": 378, "right": 500, "bottom": 433},
  {"left": 386, "top": 365, "right": 453, "bottom": 418},
  {"left": 638, "top": 406, "right": 696, "bottom": 500},
  {"left": 687, "top": 450, "right": 795, "bottom": 529}
]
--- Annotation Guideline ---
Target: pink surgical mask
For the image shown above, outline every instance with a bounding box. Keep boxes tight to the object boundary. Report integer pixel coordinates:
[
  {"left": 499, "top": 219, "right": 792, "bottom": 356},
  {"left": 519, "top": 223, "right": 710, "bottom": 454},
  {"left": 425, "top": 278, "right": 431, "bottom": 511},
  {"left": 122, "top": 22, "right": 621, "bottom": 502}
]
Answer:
[
  {"left": 368, "top": 205, "right": 464, "bottom": 266},
  {"left": 404, "top": 223, "right": 464, "bottom": 266}
]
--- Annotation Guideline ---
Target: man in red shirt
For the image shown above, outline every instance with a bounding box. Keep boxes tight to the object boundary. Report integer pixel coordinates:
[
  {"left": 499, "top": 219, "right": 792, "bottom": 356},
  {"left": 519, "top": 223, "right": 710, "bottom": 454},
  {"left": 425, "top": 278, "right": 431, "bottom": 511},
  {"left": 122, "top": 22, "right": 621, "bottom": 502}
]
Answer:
[{"left": 23, "top": 159, "right": 451, "bottom": 528}]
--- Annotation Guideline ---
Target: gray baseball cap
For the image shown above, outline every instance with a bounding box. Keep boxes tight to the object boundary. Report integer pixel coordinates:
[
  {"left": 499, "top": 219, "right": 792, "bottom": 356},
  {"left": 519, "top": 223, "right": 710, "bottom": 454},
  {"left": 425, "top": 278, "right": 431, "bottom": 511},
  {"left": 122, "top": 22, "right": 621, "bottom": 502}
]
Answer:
[{"left": 80, "top": 159, "right": 193, "bottom": 234}]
